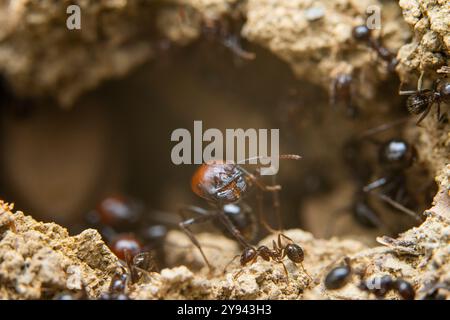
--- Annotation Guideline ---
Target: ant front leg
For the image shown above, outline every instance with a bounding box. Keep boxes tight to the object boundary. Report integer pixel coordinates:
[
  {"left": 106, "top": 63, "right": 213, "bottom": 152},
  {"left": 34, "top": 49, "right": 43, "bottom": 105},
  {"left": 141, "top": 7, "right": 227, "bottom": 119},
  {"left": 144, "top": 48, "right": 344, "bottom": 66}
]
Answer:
[
  {"left": 217, "top": 209, "right": 252, "bottom": 248},
  {"left": 178, "top": 206, "right": 216, "bottom": 271}
]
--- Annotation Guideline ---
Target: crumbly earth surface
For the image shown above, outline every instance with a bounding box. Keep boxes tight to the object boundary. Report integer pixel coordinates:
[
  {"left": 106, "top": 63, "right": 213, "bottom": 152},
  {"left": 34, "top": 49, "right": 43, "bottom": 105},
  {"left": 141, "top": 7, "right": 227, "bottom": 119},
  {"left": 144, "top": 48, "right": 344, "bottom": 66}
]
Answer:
[
  {"left": 0, "top": 201, "right": 119, "bottom": 299},
  {"left": 0, "top": 0, "right": 449, "bottom": 300}
]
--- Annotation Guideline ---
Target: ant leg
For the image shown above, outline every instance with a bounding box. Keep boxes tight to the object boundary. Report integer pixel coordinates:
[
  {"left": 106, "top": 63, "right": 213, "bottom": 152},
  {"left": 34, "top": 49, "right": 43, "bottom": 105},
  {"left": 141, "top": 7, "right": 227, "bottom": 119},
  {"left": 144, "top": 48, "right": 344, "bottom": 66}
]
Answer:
[
  {"left": 278, "top": 233, "right": 294, "bottom": 245},
  {"left": 418, "top": 71, "right": 425, "bottom": 91},
  {"left": 363, "top": 177, "right": 389, "bottom": 192},
  {"left": 223, "top": 254, "right": 240, "bottom": 274},
  {"left": 436, "top": 101, "right": 445, "bottom": 122},
  {"left": 217, "top": 210, "right": 252, "bottom": 248},
  {"left": 358, "top": 117, "right": 410, "bottom": 139},
  {"left": 124, "top": 250, "right": 140, "bottom": 284},
  {"left": 256, "top": 188, "right": 279, "bottom": 234},
  {"left": 178, "top": 213, "right": 216, "bottom": 271},
  {"left": 178, "top": 205, "right": 211, "bottom": 220},
  {"left": 298, "top": 262, "right": 313, "bottom": 281},
  {"left": 416, "top": 103, "right": 432, "bottom": 125},
  {"left": 371, "top": 192, "right": 422, "bottom": 222},
  {"left": 399, "top": 89, "right": 417, "bottom": 96},
  {"left": 278, "top": 261, "right": 289, "bottom": 281}
]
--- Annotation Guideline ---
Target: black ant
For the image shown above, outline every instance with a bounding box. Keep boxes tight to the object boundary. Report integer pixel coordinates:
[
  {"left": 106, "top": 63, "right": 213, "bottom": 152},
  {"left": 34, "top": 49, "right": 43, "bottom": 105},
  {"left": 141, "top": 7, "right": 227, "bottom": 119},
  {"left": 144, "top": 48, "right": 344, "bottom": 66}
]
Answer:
[
  {"left": 330, "top": 73, "right": 359, "bottom": 118},
  {"left": 332, "top": 121, "right": 423, "bottom": 236},
  {"left": 399, "top": 71, "right": 450, "bottom": 124},
  {"left": 324, "top": 258, "right": 352, "bottom": 290},
  {"left": 99, "top": 271, "right": 130, "bottom": 300},
  {"left": 224, "top": 233, "right": 311, "bottom": 281},
  {"left": 359, "top": 275, "right": 415, "bottom": 300},
  {"left": 100, "top": 251, "right": 157, "bottom": 300},
  {"left": 352, "top": 24, "right": 398, "bottom": 72},
  {"left": 180, "top": 155, "right": 301, "bottom": 271}
]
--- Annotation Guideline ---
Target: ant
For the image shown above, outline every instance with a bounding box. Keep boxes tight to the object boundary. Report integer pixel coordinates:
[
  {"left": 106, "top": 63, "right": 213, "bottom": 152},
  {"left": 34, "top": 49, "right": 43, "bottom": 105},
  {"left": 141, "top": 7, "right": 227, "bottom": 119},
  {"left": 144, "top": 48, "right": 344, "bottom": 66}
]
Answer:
[
  {"left": 180, "top": 155, "right": 301, "bottom": 271},
  {"left": 85, "top": 195, "right": 169, "bottom": 264},
  {"left": 224, "top": 233, "right": 311, "bottom": 281},
  {"left": 331, "top": 121, "right": 423, "bottom": 236},
  {"left": 324, "top": 258, "right": 352, "bottom": 290},
  {"left": 100, "top": 252, "right": 157, "bottom": 300},
  {"left": 197, "top": 2, "right": 255, "bottom": 61},
  {"left": 330, "top": 73, "right": 359, "bottom": 118},
  {"left": 359, "top": 275, "right": 415, "bottom": 300},
  {"left": 352, "top": 24, "right": 398, "bottom": 72},
  {"left": 399, "top": 71, "right": 450, "bottom": 124},
  {"left": 85, "top": 195, "right": 143, "bottom": 239},
  {"left": 99, "top": 271, "right": 130, "bottom": 300}
]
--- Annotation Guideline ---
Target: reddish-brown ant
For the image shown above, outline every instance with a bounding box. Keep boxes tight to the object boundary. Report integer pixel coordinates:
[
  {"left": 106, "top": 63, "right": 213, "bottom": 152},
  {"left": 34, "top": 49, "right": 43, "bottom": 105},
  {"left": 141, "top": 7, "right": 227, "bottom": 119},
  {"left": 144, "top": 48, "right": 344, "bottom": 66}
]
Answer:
[
  {"left": 352, "top": 24, "right": 398, "bottom": 72},
  {"left": 224, "top": 233, "right": 310, "bottom": 281},
  {"left": 180, "top": 155, "right": 301, "bottom": 271},
  {"left": 85, "top": 195, "right": 169, "bottom": 266},
  {"left": 109, "top": 233, "right": 143, "bottom": 261},
  {"left": 399, "top": 71, "right": 450, "bottom": 124}
]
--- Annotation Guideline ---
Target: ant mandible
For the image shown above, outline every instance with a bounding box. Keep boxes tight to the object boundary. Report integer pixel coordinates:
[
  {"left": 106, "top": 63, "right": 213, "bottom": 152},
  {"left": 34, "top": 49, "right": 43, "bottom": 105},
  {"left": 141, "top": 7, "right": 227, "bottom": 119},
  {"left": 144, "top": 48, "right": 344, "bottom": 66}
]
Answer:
[
  {"left": 224, "top": 233, "right": 311, "bottom": 281},
  {"left": 179, "top": 155, "right": 301, "bottom": 271},
  {"left": 399, "top": 71, "right": 450, "bottom": 124}
]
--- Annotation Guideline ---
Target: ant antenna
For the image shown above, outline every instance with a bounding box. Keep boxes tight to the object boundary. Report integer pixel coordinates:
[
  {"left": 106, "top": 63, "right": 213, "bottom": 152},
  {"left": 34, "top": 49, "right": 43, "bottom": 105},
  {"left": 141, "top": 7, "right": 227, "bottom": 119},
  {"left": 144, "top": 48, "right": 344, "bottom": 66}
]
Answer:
[
  {"left": 358, "top": 117, "right": 410, "bottom": 139},
  {"left": 235, "top": 154, "right": 302, "bottom": 165},
  {"left": 370, "top": 192, "right": 423, "bottom": 222}
]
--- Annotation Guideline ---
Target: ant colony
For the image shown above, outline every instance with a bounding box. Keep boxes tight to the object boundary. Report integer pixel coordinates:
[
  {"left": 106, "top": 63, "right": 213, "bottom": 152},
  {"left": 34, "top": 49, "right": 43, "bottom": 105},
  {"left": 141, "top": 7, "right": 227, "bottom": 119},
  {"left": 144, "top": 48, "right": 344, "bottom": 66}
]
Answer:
[{"left": 17, "top": 0, "right": 447, "bottom": 301}]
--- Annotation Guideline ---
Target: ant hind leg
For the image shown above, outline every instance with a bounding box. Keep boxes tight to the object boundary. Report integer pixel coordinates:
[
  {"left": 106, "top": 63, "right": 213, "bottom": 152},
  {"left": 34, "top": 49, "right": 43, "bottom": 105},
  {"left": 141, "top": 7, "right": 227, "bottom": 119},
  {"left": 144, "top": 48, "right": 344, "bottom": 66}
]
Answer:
[{"left": 178, "top": 213, "right": 215, "bottom": 271}]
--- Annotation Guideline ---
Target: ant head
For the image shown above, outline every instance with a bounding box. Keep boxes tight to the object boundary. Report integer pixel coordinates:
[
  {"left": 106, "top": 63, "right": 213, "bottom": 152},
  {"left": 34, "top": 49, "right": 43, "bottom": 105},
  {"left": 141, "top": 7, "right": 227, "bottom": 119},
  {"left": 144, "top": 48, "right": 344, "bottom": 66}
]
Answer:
[
  {"left": 285, "top": 243, "right": 304, "bottom": 263},
  {"left": 191, "top": 161, "right": 248, "bottom": 204},
  {"left": 437, "top": 80, "right": 450, "bottom": 102},
  {"left": 379, "top": 139, "right": 416, "bottom": 171},
  {"left": 240, "top": 247, "right": 257, "bottom": 265},
  {"left": 352, "top": 25, "right": 371, "bottom": 42}
]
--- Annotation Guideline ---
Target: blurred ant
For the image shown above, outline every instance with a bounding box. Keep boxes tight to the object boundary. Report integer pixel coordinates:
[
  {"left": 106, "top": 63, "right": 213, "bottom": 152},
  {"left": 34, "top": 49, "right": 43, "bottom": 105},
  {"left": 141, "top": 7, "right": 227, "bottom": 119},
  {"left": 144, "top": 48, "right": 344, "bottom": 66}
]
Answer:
[
  {"left": 86, "top": 195, "right": 168, "bottom": 264},
  {"left": 330, "top": 73, "right": 359, "bottom": 118},
  {"left": 359, "top": 276, "right": 415, "bottom": 300},
  {"left": 331, "top": 121, "right": 423, "bottom": 235},
  {"left": 421, "top": 282, "right": 449, "bottom": 300},
  {"left": 199, "top": 3, "right": 255, "bottom": 60},
  {"left": 99, "top": 271, "right": 130, "bottom": 300},
  {"left": 324, "top": 258, "right": 352, "bottom": 290},
  {"left": 399, "top": 71, "right": 450, "bottom": 124},
  {"left": 224, "top": 233, "right": 311, "bottom": 281},
  {"left": 352, "top": 24, "right": 398, "bottom": 72},
  {"left": 180, "top": 155, "right": 301, "bottom": 271}
]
